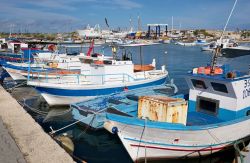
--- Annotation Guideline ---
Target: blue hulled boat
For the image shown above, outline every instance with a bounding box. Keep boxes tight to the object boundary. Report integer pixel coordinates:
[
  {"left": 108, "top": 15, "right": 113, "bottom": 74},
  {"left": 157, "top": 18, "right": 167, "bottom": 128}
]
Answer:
[{"left": 71, "top": 83, "right": 178, "bottom": 130}]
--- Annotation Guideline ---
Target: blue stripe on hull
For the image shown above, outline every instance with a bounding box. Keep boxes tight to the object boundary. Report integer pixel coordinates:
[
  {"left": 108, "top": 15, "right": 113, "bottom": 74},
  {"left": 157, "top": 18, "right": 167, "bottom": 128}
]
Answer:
[{"left": 35, "top": 77, "right": 166, "bottom": 96}]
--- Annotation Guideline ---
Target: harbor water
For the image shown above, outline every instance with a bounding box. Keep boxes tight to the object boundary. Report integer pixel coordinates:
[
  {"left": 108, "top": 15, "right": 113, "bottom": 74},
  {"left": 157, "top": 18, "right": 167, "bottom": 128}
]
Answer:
[{"left": 9, "top": 43, "right": 250, "bottom": 163}]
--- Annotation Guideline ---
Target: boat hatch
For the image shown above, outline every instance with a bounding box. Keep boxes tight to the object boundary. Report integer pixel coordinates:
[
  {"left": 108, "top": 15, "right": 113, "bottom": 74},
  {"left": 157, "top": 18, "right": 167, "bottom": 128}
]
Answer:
[
  {"left": 191, "top": 79, "right": 207, "bottom": 89},
  {"left": 196, "top": 96, "right": 219, "bottom": 116}
]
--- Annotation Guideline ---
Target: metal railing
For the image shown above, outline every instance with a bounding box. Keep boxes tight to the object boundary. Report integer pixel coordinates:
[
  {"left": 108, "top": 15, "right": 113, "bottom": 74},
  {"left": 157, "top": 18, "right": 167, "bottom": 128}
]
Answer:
[{"left": 29, "top": 71, "right": 136, "bottom": 85}]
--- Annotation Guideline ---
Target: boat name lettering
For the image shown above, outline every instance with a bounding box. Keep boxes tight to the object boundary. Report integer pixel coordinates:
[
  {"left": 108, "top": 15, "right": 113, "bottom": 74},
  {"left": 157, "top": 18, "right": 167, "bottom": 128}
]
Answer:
[
  {"left": 243, "top": 88, "right": 250, "bottom": 99},
  {"left": 244, "top": 79, "right": 250, "bottom": 89}
]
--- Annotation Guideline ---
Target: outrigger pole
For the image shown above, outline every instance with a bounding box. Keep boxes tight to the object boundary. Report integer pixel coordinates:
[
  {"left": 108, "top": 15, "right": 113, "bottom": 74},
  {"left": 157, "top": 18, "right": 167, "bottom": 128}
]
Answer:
[{"left": 211, "top": 0, "right": 238, "bottom": 74}]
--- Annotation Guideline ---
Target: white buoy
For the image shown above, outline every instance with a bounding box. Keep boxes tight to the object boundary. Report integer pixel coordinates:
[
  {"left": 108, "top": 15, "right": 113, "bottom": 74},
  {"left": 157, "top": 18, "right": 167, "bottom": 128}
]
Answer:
[{"left": 164, "top": 51, "right": 168, "bottom": 54}]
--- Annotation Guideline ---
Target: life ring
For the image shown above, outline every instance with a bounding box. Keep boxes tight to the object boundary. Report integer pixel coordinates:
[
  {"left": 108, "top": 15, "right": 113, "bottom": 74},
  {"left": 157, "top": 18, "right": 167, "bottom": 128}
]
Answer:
[{"left": 197, "top": 66, "right": 223, "bottom": 75}]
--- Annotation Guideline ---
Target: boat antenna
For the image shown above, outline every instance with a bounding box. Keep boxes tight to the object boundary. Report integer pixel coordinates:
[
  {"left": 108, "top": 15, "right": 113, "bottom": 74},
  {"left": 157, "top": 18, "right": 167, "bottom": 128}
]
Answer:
[
  {"left": 219, "top": 0, "right": 238, "bottom": 41},
  {"left": 137, "top": 14, "right": 141, "bottom": 31},
  {"left": 129, "top": 16, "right": 133, "bottom": 33},
  {"left": 211, "top": 0, "right": 238, "bottom": 74}
]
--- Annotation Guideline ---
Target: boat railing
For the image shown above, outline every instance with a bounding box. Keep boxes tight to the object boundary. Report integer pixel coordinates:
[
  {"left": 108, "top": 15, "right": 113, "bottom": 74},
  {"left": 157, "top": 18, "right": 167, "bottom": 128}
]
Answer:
[{"left": 29, "top": 71, "right": 136, "bottom": 85}]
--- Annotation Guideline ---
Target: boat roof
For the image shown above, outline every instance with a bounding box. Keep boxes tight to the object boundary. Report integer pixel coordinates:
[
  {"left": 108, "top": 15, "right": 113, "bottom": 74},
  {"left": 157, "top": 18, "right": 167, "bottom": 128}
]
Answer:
[
  {"left": 189, "top": 64, "right": 250, "bottom": 82},
  {"left": 187, "top": 72, "right": 250, "bottom": 82}
]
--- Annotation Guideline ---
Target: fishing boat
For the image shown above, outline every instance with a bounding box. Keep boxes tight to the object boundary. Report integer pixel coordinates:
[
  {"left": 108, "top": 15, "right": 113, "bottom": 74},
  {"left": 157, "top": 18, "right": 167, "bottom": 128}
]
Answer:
[
  {"left": 104, "top": 62, "right": 250, "bottom": 162},
  {"left": 2, "top": 61, "right": 81, "bottom": 81},
  {"left": 177, "top": 39, "right": 207, "bottom": 47},
  {"left": 221, "top": 46, "right": 250, "bottom": 58},
  {"left": 71, "top": 83, "right": 177, "bottom": 130},
  {"left": 28, "top": 59, "right": 168, "bottom": 106},
  {"left": 201, "top": 41, "right": 216, "bottom": 51},
  {"left": 27, "top": 43, "right": 170, "bottom": 106},
  {"left": 104, "top": 0, "right": 249, "bottom": 154},
  {"left": 194, "top": 39, "right": 207, "bottom": 46},
  {"left": 176, "top": 41, "right": 196, "bottom": 46},
  {"left": 1, "top": 44, "right": 112, "bottom": 81},
  {"left": 2, "top": 62, "right": 44, "bottom": 81}
]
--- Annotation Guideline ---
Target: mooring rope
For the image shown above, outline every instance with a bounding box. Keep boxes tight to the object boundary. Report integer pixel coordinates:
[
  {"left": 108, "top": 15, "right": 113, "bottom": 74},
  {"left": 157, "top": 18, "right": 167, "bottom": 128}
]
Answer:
[
  {"left": 22, "top": 97, "right": 48, "bottom": 116},
  {"left": 6, "top": 80, "right": 27, "bottom": 92},
  {"left": 135, "top": 118, "right": 147, "bottom": 163},
  {"left": 49, "top": 108, "right": 104, "bottom": 135}
]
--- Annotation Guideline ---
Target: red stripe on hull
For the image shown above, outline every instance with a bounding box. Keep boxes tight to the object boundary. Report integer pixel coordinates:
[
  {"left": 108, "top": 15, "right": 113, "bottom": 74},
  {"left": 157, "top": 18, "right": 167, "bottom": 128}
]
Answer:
[{"left": 130, "top": 144, "right": 228, "bottom": 152}]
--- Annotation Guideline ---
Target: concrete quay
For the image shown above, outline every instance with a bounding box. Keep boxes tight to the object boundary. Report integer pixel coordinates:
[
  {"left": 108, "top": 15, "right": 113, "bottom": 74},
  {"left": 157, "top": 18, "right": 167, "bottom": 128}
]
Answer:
[
  {"left": 0, "top": 86, "right": 75, "bottom": 163},
  {"left": 0, "top": 117, "right": 26, "bottom": 163}
]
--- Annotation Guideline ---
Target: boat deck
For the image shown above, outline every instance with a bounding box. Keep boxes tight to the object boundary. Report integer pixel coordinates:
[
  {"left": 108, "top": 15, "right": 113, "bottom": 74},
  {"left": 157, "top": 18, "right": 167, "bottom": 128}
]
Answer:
[{"left": 72, "top": 84, "right": 176, "bottom": 113}]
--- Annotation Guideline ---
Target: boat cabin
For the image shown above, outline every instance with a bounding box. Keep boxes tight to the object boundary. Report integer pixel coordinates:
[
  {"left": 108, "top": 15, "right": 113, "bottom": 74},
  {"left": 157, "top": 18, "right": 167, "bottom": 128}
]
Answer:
[{"left": 186, "top": 65, "right": 250, "bottom": 121}]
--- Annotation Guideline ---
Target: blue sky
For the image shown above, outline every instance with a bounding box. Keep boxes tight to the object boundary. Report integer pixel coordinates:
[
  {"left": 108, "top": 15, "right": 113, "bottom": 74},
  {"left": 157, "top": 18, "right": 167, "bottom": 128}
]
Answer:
[{"left": 0, "top": 0, "right": 249, "bottom": 33}]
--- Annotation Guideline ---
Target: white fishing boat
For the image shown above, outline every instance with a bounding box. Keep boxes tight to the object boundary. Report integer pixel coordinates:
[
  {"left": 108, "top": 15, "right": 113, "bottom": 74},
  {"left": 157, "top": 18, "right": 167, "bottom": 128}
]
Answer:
[
  {"left": 7, "top": 40, "right": 28, "bottom": 53},
  {"left": 177, "top": 39, "right": 207, "bottom": 47},
  {"left": 104, "top": 2, "right": 250, "bottom": 158},
  {"left": 1, "top": 43, "right": 115, "bottom": 81},
  {"left": 221, "top": 46, "right": 250, "bottom": 58},
  {"left": 27, "top": 57, "right": 168, "bottom": 106},
  {"left": 2, "top": 61, "right": 81, "bottom": 81},
  {"left": 201, "top": 41, "right": 216, "bottom": 51},
  {"left": 176, "top": 41, "right": 196, "bottom": 46},
  {"left": 2, "top": 62, "right": 44, "bottom": 81},
  {"left": 104, "top": 63, "right": 250, "bottom": 162}
]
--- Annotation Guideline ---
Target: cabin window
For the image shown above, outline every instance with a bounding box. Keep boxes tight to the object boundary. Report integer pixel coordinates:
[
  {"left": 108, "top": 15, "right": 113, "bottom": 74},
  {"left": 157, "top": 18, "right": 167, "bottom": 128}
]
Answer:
[
  {"left": 79, "top": 58, "right": 93, "bottom": 64},
  {"left": 191, "top": 79, "right": 207, "bottom": 89},
  {"left": 211, "top": 82, "right": 228, "bottom": 93},
  {"left": 247, "top": 110, "right": 250, "bottom": 116},
  {"left": 197, "top": 96, "right": 219, "bottom": 115}
]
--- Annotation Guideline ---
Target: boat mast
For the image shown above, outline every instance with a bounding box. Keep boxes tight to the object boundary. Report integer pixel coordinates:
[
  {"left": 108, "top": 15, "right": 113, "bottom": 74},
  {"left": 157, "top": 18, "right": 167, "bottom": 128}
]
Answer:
[
  {"left": 138, "top": 14, "right": 141, "bottom": 31},
  {"left": 211, "top": 0, "right": 238, "bottom": 74},
  {"left": 171, "top": 16, "right": 174, "bottom": 35},
  {"left": 129, "top": 16, "right": 133, "bottom": 33}
]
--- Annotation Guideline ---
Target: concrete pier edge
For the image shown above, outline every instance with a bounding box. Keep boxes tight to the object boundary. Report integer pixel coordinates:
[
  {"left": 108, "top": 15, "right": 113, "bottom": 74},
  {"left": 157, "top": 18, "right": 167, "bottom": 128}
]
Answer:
[{"left": 0, "top": 86, "right": 75, "bottom": 163}]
